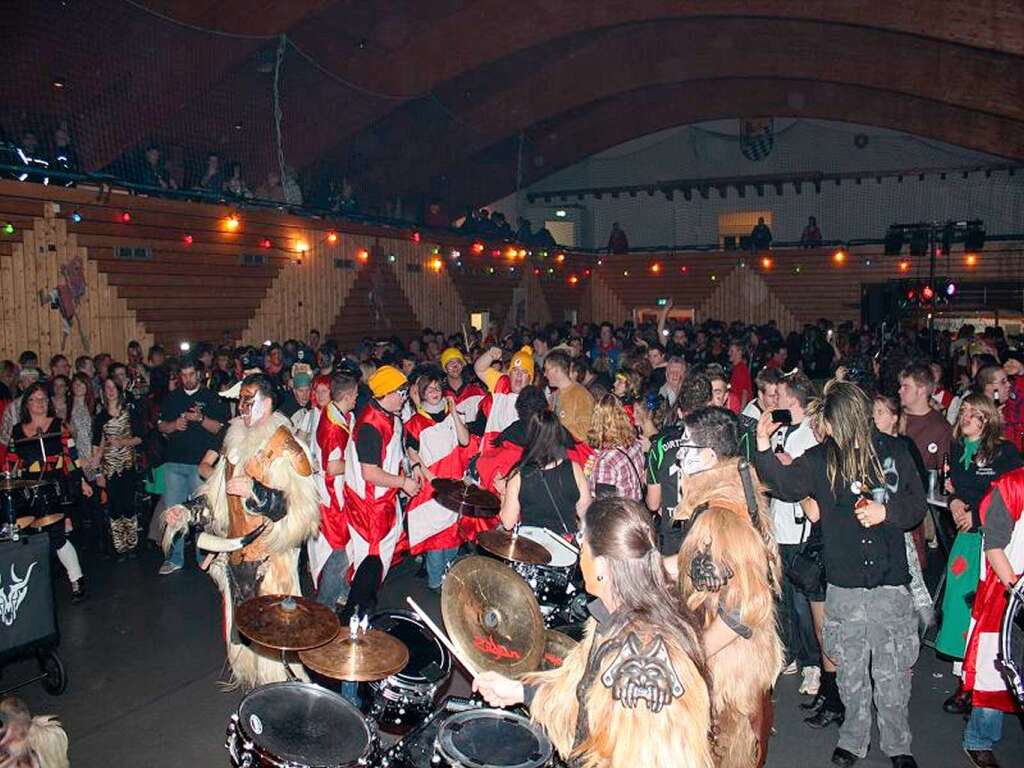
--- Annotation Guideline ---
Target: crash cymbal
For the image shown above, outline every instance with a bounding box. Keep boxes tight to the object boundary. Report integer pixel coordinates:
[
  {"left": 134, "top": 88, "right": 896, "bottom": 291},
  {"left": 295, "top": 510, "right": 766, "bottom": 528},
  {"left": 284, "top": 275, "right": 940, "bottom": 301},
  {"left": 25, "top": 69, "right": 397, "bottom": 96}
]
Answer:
[
  {"left": 234, "top": 594, "right": 340, "bottom": 651},
  {"left": 540, "top": 628, "right": 580, "bottom": 671},
  {"left": 441, "top": 555, "right": 544, "bottom": 677},
  {"left": 432, "top": 479, "right": 500, "bottom": 518},
  {"left": 299, "top": 628, "right": 409, "bottom": 682},
  {"left": 16, "top": 516, "right": 35, "bottom": 530},
  {"left": 31, "top": 513, "right": 64, "bottom": 529},
  {"left": 476, "top": 529, "right": 551, "bottom": 565}
]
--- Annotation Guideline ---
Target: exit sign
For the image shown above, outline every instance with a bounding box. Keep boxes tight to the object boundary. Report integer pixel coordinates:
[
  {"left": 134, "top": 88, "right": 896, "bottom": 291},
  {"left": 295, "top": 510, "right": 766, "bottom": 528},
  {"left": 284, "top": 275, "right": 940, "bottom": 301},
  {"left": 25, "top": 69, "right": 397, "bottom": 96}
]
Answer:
[{"left": 656, "top": 298, "right": 669, "bottom": 306}]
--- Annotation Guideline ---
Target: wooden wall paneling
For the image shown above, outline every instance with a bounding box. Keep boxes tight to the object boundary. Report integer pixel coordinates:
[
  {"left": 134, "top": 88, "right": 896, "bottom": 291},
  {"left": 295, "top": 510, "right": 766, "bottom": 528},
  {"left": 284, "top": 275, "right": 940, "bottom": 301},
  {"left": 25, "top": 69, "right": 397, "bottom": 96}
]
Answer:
[
  {"left": 696, "top": 265, "right": 800, "bottom": 329},
  {"left": 391, "top": 240, "right": 468, "bottom": 334},
  {"left": 521, "top": 267, "right": 552, "bottom": 325},
  {"left": 241, "top": 229, "right": 358, "bottom": 346},
  {"left": 585, "top": 271, "right": 629, "bottom": 325}
]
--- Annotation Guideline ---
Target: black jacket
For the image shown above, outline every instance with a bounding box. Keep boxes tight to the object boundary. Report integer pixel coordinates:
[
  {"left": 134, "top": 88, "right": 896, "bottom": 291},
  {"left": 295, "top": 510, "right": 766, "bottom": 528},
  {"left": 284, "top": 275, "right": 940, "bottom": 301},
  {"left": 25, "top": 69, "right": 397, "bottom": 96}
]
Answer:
[
  {"left": 754, "top": 431, "right": 925, "bottom": 589},
  {"left": 948, "top": 439, "right": 1022, "bottom": 529}
]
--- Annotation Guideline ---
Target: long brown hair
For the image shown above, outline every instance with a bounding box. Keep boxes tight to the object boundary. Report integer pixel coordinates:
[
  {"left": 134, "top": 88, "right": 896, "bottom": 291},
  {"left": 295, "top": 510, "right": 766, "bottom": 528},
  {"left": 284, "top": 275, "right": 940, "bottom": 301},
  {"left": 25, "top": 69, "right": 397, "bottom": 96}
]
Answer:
[
  {"left": 582, "top": 497, "right": 706, "bottom": 673},
  {"left": 954, "top": 392, "right": 1006, "bottom": 466},
  {"left": 71, "top": 372, "right": 96, "bottom": 415},
  {"left": 820, "top": 379, "right": 883, "bottom": 489}
]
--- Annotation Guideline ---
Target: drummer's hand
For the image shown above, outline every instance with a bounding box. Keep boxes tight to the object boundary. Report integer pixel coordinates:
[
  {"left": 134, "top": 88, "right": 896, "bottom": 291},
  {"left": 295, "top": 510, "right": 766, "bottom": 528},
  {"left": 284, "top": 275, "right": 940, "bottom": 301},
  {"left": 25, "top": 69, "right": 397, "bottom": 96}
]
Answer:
[
  {"left": 64, "top": 517, "right": 73, "bottom": 534},
  {"left": 80, "top": 478, "right": 93, "bottom": 498},
  {"left": 473, "top": 671, "right": 525, "bottom": 708},
  {"left": 95, "top": 474, "right": 107, "bottom": 489},
  {"left": 226, "top": 476, "right": 254, "bottom": 497}
]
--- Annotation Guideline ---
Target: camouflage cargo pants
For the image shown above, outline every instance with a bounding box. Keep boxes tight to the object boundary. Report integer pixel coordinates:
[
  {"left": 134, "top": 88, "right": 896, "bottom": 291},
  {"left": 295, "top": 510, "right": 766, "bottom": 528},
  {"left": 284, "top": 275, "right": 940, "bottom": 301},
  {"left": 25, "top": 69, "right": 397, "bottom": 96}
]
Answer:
[{"left": 823, "top": 585, "right": 919, "bottom": 758}]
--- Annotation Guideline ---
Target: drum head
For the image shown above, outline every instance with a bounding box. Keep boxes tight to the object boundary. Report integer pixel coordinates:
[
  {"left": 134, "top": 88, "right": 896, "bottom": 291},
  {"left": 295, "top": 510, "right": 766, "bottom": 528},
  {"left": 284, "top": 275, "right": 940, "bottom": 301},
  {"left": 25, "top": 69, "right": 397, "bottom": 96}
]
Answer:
[
  {"left": 517, "top": 526, "right": 577, "bottom": 568},
  {"left": 437, "top": 709, "right": 552, "bottom": 768},
  {"left": 237, "top": 682, "right": 371, "bottom": 766},
  {"left": 371, "top": 610, "right": 451, "bottom": 684}
]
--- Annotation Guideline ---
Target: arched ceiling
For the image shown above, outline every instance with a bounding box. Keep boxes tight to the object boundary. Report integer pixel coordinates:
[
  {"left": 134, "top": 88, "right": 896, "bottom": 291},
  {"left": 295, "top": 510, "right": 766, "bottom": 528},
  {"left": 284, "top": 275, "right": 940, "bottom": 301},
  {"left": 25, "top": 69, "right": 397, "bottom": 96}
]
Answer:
[{"left": 8, "top": 1, "right": 1024, "bottom": 212}]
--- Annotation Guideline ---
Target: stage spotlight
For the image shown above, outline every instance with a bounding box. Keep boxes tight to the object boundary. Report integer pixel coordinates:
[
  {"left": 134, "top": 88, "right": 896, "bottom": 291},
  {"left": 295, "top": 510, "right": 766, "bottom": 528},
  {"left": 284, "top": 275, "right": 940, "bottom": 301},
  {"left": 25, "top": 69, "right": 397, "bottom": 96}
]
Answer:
[
  {"left": 945, "top": 280, "right": 957, "bottom": 297},
  {"left": 921, "top": 285, "right": 935, "bottom": 302},
  {"left": 964, "top": 224, "right": 986, "bottom": 252},
  {"left": 832, "top": 248, "right": 847, "bottom": 264},
  {"left": 965, "top": 253, "right": 978, "bottom": 267}
]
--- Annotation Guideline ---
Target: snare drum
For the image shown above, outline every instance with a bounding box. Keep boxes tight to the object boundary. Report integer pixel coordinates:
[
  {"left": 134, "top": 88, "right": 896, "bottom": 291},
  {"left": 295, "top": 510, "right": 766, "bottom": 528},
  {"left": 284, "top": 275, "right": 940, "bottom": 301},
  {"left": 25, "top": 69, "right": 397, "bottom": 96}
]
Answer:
[
  {"left": 226, "top": 681, "right": 377, "bottom": 767},
  {"left": 510, "top": 526, "right": 579, "bottom": 610},
  {"left": 434, "top": 708, "right": 554, "bottom": 768},
  {"left": 368, "top": 610, "right": 452, "bottom": 729}
]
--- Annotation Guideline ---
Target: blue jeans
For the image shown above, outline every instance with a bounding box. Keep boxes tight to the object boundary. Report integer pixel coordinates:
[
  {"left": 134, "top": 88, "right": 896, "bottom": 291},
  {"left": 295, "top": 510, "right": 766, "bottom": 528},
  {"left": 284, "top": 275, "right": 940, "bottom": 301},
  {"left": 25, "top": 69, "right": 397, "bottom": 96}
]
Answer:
[
  {"left": 162, "top": 462, "right": 202, "bottom": 567},
  {"left": 963, "top": 706, "right": 1003, "bottom": 751},
  {"left": 425, "top": 547, "right": 459, "bottom": 589},
  {"left": 317, "top": 549, "right": 351, "bottom": 609}
]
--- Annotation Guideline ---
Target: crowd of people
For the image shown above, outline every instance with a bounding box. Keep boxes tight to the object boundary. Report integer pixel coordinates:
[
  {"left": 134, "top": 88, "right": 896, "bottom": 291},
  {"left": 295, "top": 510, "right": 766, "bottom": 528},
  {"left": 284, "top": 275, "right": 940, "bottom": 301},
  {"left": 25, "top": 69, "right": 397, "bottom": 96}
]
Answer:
[{"left": 1, "top": 310, "right": 1022, "bottom": 767}]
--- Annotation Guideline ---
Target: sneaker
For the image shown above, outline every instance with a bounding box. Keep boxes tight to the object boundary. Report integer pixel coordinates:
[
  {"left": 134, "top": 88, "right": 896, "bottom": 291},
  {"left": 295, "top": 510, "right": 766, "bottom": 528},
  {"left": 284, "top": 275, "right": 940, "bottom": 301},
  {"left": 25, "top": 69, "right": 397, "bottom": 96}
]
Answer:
[
  {"left": 800, "top": 665, "right": 821, "bottom": 695},
  {"left": 781, "top": 660, "right": 799, "bottom": 676},
  {"left": 158, "top": 560, "right": 182, "bottom": 575},
  {"left": 71, "top": 579, "right": 87, "bottom": 604}
]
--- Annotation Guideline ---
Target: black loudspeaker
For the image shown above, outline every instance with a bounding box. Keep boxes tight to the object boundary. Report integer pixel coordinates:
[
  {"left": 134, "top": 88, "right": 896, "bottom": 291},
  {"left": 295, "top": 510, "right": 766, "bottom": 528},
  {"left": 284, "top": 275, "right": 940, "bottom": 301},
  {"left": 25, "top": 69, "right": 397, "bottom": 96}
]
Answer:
[{"left": 861, "top": 282, "right": 900, "bottom": 326}]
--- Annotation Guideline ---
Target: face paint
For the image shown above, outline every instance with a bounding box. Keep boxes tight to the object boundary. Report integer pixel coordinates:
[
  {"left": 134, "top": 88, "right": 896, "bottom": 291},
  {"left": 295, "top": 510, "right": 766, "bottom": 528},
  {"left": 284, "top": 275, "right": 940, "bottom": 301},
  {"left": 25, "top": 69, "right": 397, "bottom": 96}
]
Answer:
[
  {"left": 248, "top": 390, "right": 270, "bottom": 425},
  {"left": 677, "top": 431, "right": 709, "bottom": 476}
]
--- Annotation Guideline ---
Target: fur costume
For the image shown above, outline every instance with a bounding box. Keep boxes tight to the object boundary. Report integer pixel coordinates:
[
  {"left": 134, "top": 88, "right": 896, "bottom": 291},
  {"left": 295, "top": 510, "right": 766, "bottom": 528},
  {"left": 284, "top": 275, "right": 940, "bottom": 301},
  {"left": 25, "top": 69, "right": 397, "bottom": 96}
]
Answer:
[
  {"left": 674, "top": 459, "right": 783, "bottom": 768},
  {"left": 523, "top": 618, "right": 714, "bottom": 768},
  {"left": 0, "top": 696, "right": 68, "bottom": 768},
  {"left": 163, "top": 412, "right": 320, "bottom": 690}
]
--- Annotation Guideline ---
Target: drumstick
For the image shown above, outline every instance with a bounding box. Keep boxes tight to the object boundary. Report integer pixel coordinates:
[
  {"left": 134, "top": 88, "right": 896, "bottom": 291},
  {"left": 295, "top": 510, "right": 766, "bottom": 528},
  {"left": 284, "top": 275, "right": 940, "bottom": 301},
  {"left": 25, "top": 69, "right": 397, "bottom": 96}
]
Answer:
[{"left": 405, "top": 596, "right": 480, "bottom": 679}]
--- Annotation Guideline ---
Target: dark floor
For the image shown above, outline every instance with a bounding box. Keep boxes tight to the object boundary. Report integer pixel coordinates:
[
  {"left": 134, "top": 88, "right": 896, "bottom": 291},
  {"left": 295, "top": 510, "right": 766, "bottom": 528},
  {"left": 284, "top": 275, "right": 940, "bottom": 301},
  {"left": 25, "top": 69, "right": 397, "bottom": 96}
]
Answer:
[{"left": 7, "top": 542, "right": 1023, "bottom": 768}]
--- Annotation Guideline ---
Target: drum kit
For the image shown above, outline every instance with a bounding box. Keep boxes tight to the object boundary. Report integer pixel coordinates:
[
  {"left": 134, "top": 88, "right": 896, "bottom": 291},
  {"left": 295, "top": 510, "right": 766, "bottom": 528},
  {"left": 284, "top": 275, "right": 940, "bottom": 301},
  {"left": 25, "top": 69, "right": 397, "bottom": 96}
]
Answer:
[
  {"left": 0, "top": 470, "right": 66, "bottom": 542},
  {"left": 434, "top": 479, "right": 588, "bottom": 626},
  {"left": 227, "top": 569, "right": 580, "bottom": 765},
  {"left": 224, "top": 477, "right": 588, "bottom": 767}
]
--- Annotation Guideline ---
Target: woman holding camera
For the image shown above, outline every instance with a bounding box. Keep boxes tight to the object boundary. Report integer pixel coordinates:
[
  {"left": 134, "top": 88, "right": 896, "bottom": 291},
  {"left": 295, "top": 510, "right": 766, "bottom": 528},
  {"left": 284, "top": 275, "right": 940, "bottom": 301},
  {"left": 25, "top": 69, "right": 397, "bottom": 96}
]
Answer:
[{"left": 754, "top": 380, "right": 925, "bottom": 768}]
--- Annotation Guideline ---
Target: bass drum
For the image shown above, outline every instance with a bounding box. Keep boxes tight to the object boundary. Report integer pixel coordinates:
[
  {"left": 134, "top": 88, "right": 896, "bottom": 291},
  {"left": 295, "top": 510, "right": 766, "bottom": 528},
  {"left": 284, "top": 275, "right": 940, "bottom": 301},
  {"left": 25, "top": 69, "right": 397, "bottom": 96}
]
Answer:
[
  {"left": 434, "top": 708, "right": 554, "bottom": 768},
  {"left": 226, "top": 681, "right": 377, "bottom": 767},
  {"left": 367, "top": 609, "right": 452, "bottom": 730}
]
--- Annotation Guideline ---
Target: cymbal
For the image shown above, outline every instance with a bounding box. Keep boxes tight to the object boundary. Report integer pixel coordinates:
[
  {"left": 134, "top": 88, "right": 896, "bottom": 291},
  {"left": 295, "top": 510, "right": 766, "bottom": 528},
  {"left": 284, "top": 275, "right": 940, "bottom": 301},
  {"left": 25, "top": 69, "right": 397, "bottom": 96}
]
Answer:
[
  {"left": 441, "top": 555, "right": 544, "bottom": 677},
  {"left": 0, "top": 478, "right": 44, "bottom": 491},
  {"left": 16, "top": 516, "right": 35, "bottom": 529},
  {"left": 234, "top": 594, "right": 340, "bottom": 651},
  {"left": 540, "top": 628, "right": 579, "bottom": 671},
  {"left": 432, "top": 479, "right": 500, "bottom": 518},
  {"left": 31, "top": 513, "right": 64, "bottom": 529},
  {"left": 12, "top": 432, "right": 63, "bottom": 443},
  {"left": 476, "top": 529, "right": 551, "bottom": 565},
  {"left": 299, "top": 628, "right": 409, "bottom": 682}
]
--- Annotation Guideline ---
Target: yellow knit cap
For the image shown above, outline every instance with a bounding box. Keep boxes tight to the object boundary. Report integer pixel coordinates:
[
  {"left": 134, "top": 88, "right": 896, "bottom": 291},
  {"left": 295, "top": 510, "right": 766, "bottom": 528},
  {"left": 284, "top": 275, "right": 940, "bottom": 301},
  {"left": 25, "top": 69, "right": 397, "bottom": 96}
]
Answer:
[
  {"left": 440, "top": 347, "right": 466, "bottom": 369},
  {"left": 509, "top": 345, "right": 535, "bottom": 378},
  {"left": 368, "top": 365, "right": 408, "bottom": 398}
]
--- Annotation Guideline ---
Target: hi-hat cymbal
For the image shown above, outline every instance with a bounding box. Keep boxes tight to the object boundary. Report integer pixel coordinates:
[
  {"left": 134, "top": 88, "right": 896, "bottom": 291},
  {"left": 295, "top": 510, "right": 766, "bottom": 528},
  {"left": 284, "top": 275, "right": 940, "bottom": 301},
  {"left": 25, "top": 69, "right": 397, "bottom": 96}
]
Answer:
[
  {"left": 234, "top": 594, "right": 340, "bottom": 651},
  {"left": 0, "top": 478, "right": 44, "bottom": 491},
  {"left": 31, "top": 513, "right": 64, "bottom": 529},
  {"left": 441, "top": 555, "right": 544, "bottom": 677},
  {"left": 432, "top": 479, "right": 500, "bottom": 518},
  {"left": 476, "top": 529, "right": 551, "bottom": 565},
  {"left": 299, "top": 629, "right": 409, "bottom": 682},
  {"left": 540, "top": 628, "right": 580, "bottom": 671}
]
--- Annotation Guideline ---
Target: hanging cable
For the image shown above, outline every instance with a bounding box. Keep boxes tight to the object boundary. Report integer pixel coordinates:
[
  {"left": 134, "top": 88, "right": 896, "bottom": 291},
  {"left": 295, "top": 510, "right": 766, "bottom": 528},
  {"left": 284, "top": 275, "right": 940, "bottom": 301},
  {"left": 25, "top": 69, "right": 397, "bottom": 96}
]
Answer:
[{"left": 273, "top": 34, "right": 288, "bottom": 187}]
